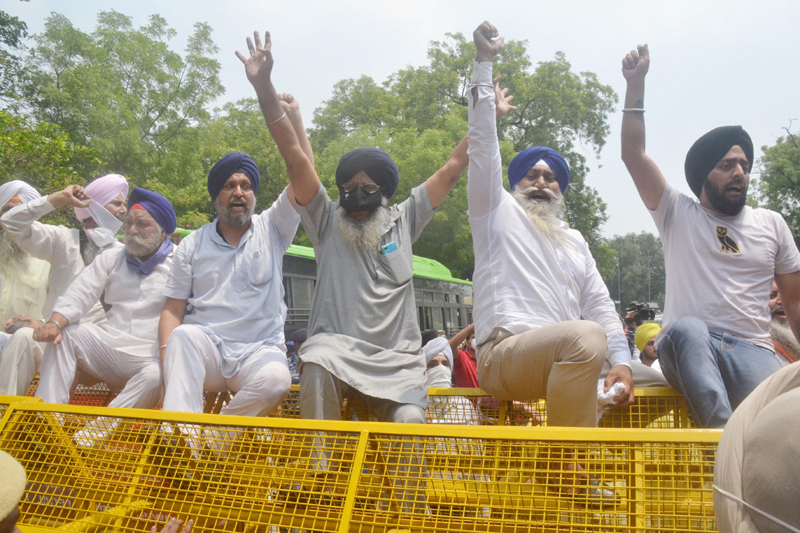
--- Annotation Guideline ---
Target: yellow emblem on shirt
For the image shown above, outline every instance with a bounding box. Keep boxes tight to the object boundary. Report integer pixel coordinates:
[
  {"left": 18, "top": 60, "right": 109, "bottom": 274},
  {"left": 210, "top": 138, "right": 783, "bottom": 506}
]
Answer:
[{"left": 717, "top": 226, "right": 740, "bottom": 254}]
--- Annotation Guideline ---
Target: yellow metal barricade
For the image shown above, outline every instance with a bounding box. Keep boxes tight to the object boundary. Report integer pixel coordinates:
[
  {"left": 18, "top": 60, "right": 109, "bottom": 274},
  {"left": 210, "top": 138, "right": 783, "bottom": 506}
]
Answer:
[{"left": 0, "top": 402, "right": 719, "bottom": 533}]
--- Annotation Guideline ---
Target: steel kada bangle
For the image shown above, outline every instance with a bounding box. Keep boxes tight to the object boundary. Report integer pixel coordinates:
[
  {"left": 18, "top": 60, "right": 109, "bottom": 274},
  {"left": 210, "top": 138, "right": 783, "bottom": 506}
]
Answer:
[
  {"left": 621, "top": 108, "right": 645, "bottom": 113},
  {"left": 267, "top": 112, "right": 287, "bottom": 125}
]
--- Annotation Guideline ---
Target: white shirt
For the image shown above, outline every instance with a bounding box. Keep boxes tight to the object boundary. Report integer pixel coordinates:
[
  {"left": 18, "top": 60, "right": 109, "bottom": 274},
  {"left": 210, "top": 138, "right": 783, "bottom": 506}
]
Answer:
[
  {"left": 0, "top": 197, "right": 122, "bottom": 322},
  {"left": 54, "top": 246, "right": 173, "bottom": 358},
  {"left": 0, "top": 256, "right": 50, "bottom": 321},
  {"left": 652, "top": 182, "right": 800, "bottom": 350},
  {"left": 467, "top": 61, "right": 630, "bottom": 369},
  {"left": 164, "top": 190, "right": 300, "bottom": 376}
]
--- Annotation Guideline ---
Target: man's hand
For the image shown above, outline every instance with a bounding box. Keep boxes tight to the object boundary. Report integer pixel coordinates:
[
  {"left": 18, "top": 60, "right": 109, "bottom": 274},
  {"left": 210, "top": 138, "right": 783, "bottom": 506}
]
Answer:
[
  {"left": 33, "top": 321, "right": 62, "bottom": 345},
  {"left": 236, "top": 31, "right": 274, "bottom": 87},
  {"left": 493, "top": 75, "right": 517, "bottom": 119},
  {"left": 277, "top": 93, "right": 300, "bottom": 114},
  {"left": 48, "top": 185, "right": 91, "bottom": 210},
  {"left": 473, "top": 21, "right": 504, "bottom": 63},
  {"left": 151, "top": 518, "right": 193, "bottom": 533},
  {"left": 5, "top": 316, "right": 42, "bottom": 334},
  {"left": 604, "top": 365, "right": 635, "bottom": 407},
  {"left": 622, "top": 44, "right": 649, "bottom": 84},
  {"left": 624, "top": 310, "right": 636, "bottom": 325}
]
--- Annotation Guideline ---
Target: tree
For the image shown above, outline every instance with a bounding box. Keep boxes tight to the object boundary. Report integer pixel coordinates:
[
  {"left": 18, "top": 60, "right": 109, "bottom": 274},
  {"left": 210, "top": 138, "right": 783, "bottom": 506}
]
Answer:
[
  {"left": 602, "top": 232, "right": 666, "bottom": 315},
  {"left": 0, "top": 7, "right": 28, "bottom": 101},
  {"left": 754, "top": 124, "right": 800, "bottom": 247}
]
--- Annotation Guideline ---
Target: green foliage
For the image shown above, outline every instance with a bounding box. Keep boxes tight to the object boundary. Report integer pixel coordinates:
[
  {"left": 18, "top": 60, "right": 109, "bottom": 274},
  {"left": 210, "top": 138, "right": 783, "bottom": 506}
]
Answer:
[
  {"left": 754, "top": 128, "right": 800, "bottom": 247},
  {"left": 0, "top": 8, "right": 28, "bottom": 100},
  {"left": 602, "top": 232, "right": 666, "bottom": 314}
]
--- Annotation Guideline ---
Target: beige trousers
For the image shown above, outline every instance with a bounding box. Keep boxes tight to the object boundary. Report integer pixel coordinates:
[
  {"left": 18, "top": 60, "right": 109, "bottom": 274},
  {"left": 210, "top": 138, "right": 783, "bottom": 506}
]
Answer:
[{"left": 477, "top": 320, "right": 607, "bottom": 427}]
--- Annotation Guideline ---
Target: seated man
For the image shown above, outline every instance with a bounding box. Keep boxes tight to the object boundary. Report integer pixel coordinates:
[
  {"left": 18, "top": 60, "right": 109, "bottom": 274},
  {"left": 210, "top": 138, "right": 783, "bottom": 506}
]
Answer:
[
  {"left": 33, "top": 188, "right": 176, "bottom": 410},
  {"left": 468, "top": 23, "right": 634, "bottom": 431},
  {"left": 159, "top": 152, "right": 300, "bottom": 418},
  {"left": 620, "top": 44, "right": 800, "bottom": 428},
  {"left": 770, "top": 281, "right": 798, "bottom": 364},
  {"left": 0, "top": 181, "right": 50, "bottom": 395},
  {"left": 238, "top": 29, "right": 514, "bottom": 424},
  {"left": 424, "top": 336, "right": 483, "bottom": 425}
]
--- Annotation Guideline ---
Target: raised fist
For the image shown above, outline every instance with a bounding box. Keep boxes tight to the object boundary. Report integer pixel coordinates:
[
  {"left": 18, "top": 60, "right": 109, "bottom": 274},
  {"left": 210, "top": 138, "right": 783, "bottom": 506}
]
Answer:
[
  {"left": 277, "top": 93, "right": 300, "bottom": 114},
  {"left": 473, "top": 21, "right": 504, "bottom": 62},
  {"left": 622, "top": 44, "right": 650, "bottom": 83}
]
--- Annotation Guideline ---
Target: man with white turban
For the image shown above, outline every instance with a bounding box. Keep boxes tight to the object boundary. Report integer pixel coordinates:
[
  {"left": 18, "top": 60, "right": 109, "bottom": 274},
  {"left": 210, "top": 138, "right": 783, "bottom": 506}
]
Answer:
[
  {"left": 0, "top": 181, "right": 50, "bottom": 395},
  {"left": 423, "top": 336, "right": 483, "bottom": 425}
]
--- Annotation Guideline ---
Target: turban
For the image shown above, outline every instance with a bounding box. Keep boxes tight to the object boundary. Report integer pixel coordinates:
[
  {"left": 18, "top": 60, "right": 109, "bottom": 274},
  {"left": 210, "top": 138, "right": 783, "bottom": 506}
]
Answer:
[
  {"left": 508, "top": 147, "right": 571, "bottom": 193},
  {"left": 0, "top": 180, "right": 39, "bottom": 209},
  {"left": 291, "top": 328, "right": 308, "bottom": 344},
  {"left": 714, "top": 363, "right": 800, "bottom": 533},
  {"left": 335, "top": 147, "right": 399, "bottom": 199},
  {"left": 423, "top": 337, "right": 453, "bottom": 369},
  {"left": 208, "top": 152, "right": 260, "bottom": 201},
  {"left": 127, "top": 188, "right": 177, "bottom": 235},
  {"left": 74, "top": 174, "right": 129, "bottom": 222},
  {"left": 0, "top": 450, "right": 26, "bottom": 521},
  {"left": 634, "top": 323, "right": 661, "bottom": 353},
  {"left": 685, "top": 126, "right": 753, "bottom": 198}
]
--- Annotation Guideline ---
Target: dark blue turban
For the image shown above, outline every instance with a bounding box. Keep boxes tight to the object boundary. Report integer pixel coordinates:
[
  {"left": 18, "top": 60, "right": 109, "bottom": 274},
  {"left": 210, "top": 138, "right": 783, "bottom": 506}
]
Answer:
[
  {"left": 127, "top": 188, "right": 177, "bottom": 235},
  {"left": 508, "top": 147, "right": 571, "bottom": 193},
  {"left": 685, "top": 125, "right": 753, "bottom": 198},
  {"left": 335, "top": 147, "right": 399, "bottom": 199},
  {"left": 208, "top": 152, "right": 260, "bottom": 201}
]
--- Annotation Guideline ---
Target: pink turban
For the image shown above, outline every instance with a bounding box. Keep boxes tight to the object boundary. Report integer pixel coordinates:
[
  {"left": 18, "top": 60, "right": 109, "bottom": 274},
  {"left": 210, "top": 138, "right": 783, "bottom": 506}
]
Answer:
[{"left": 74, "top": 174, "right": 129, "bottom": 222}]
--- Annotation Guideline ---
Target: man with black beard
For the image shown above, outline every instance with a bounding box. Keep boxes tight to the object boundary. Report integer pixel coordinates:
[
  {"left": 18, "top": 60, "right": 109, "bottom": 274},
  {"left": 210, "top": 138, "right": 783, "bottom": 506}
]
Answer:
[
  {"left": 769, "top": 281, "right": 799, "bottom": 364},
  {"left": 620, "top": 44, "right": 800, "bottom": 428}
]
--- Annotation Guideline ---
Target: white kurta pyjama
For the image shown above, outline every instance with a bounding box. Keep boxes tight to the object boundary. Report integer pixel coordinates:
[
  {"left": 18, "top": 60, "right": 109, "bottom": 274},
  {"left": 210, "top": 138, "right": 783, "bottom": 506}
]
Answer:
[
  {"left": 37, "top": 246, "right": 172, "bottom": 408},
  {"left": 162, "top": 190, "right": 300, "bottom": 416}
]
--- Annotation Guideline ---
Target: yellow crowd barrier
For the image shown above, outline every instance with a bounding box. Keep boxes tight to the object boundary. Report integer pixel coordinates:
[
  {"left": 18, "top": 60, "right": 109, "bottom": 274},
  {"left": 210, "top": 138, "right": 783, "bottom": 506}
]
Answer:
[{"left": 0, "top": 398, "right": 719, "bottom": 533}]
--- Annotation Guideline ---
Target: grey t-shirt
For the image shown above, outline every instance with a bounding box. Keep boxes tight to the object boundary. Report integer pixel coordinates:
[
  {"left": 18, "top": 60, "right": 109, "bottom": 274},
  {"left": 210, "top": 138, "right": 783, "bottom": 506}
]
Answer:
[{"left": 298, "top": 183, "right": 435, "bottom": 408}]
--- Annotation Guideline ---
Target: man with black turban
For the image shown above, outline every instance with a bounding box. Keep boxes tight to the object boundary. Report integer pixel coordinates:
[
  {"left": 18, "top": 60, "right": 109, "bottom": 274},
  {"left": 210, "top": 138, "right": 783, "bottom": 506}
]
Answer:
[
  {"left": 620, "top": 44, "right": 800, "bottom": 428},
  {"left": 237, "top": 29, "right": 515, "bottom": 426}
]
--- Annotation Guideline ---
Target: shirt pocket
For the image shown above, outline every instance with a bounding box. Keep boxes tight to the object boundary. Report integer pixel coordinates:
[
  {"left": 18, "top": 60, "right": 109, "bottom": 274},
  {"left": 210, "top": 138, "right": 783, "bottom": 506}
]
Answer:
[
  {"left": 245, "top": 249, "right": 273, "bottom": 286},
  {"left": 377, "top": 247, "right": 413, "bottom": 285}
]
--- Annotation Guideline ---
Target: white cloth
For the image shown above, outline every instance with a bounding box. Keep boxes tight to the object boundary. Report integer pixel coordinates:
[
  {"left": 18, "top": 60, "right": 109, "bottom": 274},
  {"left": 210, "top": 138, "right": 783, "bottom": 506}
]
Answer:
[
  {"left": 164, "top": 189, "right": 300, "bottom": 378},
  {"left": 162, "top": 324, "right": 290, "bottom": 416},
  {"left": 652, "top": 182, "right": 800, "bottom": 351},
  {"left": 0, "top": 254, "right": 50, "bottom": 321},
  {"left": 0, "top": 327, "right": 44, "bottom": 395},
  {"left": 466, "top": 60, "right": 630, "bottom": 370},
  {"left": 596, "top": 380, "right": 626, "bottom": 422},
  {"left": 1, "top": 196, "right": 123, "bottom": 322},
  {"left": 0, "top": 180, "right": 39, "bottom": 208}
]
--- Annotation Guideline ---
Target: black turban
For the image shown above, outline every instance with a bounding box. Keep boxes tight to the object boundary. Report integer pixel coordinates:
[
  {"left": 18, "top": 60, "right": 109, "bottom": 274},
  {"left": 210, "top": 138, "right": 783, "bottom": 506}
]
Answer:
[
  {"left": 335, "top": 147, "right": 399, "bottom": 199},
  {"left": 684, "top": 126, "right": 753, "bottom": 198},
  {"left": 208, "top": 152, "right": 260, "bottom": 201}
]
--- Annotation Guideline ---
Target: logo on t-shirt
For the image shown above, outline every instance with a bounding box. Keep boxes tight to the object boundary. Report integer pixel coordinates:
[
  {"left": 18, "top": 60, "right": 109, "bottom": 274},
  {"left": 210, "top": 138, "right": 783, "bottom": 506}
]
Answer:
[{"left": 716, "top": 226, "right": 740, "bottom": 254}]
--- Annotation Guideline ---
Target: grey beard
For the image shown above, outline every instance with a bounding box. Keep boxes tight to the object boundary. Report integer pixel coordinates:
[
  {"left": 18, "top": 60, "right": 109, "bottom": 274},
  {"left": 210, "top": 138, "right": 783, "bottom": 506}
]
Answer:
[
  {"left": 123, "top": 224, "right": 164, "bottom": 259},
  {"left": 216, "top": 198, "right": 255, "bottom": 228},
  {"left": 0, "top": 232, "right": 27, "bottom": 276},
  {"left": 512, "top": 186, "right": 566, "bottom": 243},
  {"left": 770, "top": 320, "right": 800, "bottom": 361},
  {"left": 82, "top": 234, "right": 102, "bottom": 265},
  {"left": 335, "top": 206, "right": 390, "bottom": 252}
]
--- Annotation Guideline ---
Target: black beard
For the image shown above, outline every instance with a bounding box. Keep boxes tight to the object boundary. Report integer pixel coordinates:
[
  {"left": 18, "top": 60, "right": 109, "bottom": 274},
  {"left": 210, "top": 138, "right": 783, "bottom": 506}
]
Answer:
[{"left": 703, "top": 180, "right": 747, "bottom": 216}]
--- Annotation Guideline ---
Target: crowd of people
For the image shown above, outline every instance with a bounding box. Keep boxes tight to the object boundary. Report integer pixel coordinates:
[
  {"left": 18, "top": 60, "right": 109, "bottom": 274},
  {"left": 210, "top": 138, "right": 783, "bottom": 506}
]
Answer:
[{"left": 0, "top": 20, "right": 799, "bottom": 519}]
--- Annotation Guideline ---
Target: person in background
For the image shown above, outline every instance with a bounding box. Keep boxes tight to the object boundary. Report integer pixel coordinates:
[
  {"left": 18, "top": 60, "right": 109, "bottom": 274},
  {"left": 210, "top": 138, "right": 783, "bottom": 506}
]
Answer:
[
  {"left": 635, "top": 323, "right": 661, "bottom": 369},
  {"left": 770, "top": 281, "right": 799, "bottom": 364},
  {"left": 448, "top": 323, "right": 479, "bottom": 388}
]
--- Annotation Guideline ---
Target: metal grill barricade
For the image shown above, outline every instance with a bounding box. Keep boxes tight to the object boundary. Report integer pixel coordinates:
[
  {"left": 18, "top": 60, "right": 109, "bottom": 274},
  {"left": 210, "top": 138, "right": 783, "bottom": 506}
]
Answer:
[{"left": 0, "top": 401, "right": 719, "bottom": 533}]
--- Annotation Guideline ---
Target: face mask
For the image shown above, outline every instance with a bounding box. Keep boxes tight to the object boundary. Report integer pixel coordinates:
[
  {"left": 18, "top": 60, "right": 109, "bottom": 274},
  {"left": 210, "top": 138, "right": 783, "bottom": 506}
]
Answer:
[
  {"left": 85, "top": 227, "right": 119, "bottom": 248},
  {"left": 339, "top": 186, "right": 383, "bottom": 213},
  {"left": 426, "top": 364, "right": 452, "bottom": 388},
  {"left": 470, "top": 339, "right": 477, "bottom": 351}
]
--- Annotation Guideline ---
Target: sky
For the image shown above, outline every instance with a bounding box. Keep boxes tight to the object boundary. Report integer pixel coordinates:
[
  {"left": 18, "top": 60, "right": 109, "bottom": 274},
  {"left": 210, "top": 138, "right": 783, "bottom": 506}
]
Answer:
[{"left": 6, "top": 0, "right": 800, "bottom": 239}]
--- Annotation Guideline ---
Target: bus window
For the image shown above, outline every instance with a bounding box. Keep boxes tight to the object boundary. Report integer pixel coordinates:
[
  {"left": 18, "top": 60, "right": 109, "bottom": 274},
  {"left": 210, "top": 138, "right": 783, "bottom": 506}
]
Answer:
[
  {"left": 424, "top": 292, "right": 434, "bottom": 302},
  {"left": 415, "top": 290, "right": 423, "bottom": 302},
  {"left": 433, "top": 292, "right": 444, "bottom": 303},
  {"left": 291, "top": 278, "right": 315, "bottom": 310},
  {"left": 418, "top": 306, "right": 424, "bottom": 328},
  {"left": 425, "top": 307, "right": 444, "bottom": 331}
]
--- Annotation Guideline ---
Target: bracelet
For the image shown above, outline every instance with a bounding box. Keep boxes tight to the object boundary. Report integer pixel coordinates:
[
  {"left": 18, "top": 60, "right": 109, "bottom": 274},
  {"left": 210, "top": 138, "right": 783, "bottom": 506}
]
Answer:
[
  {"left": 45, "top": 320, "right": 62, "bottom": 332},
  {"left": 267, "top": 112, "right": 287, "bottom": 125},
  {"left": 621, "top": 108, "right": 645, "bottom": 113},
  {"left": 159, "top": 345, "right": 168, "bottom": 351}
]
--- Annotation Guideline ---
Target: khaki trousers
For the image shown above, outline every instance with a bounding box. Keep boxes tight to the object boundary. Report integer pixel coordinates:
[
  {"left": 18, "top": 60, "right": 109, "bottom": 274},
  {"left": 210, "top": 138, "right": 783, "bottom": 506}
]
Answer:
[{"left": 477, "top": 320, "right": 607, "bottom": 427}]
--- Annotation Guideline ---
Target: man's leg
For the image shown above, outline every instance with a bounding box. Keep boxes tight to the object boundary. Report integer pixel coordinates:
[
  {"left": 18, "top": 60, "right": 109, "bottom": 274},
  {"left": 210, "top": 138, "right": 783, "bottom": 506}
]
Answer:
[
  {"left": 37, "top": 324, "right": 86, "bottom": 404},
  {"left": 0, "top": 328, "right": 44, "bottom": 395},
  {"left": 107, "top": 356, "right": 163, "bottom": 409},
  {"left": 162, "top": 325, "right": 225, "bottom": 413},
  {"left": 657, "top": 316, "right": 731, "bottom": 428},
  {"left": 299, "top": 362, "right": 346, "bottom": 420},
  {"left": 222, "top": 346, "right": 291, "bottom": 417},
  {"left": 478, "top": 321, "right": 607, "bottom": 427},
  {"left": 715, "top": 334, "right": 783, "bottom": 413}
]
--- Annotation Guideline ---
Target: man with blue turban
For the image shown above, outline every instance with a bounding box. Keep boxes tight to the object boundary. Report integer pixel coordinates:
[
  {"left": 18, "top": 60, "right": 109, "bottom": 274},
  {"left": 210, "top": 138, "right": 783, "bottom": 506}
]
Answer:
[
  {"left": 159, "top": 147, "right": 301, "bottom": 433},
  {"left": 33, "top": 188, "right": 176, "bottom": 436},
  {"left": 620, "top": 44, "right": 800, "bottom": 428}
]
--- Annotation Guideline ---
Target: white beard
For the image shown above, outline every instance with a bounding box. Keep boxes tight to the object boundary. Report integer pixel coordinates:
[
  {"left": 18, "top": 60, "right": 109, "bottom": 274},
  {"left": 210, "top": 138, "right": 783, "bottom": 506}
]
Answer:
[
  {"left": 335, "top": 206, "right": 390, "bottom": 252},
  {"left": 0, "top": 232, "right": 27, "bottom": 276},
  {"left": 81, "top": 233, "right": 102, "bottom": 265},
  {"left": 123, "top": 224, "right": 164, "bottom": 260},
  {"left": 770, "top": 320, "right": 800, "bottom": 361},
  {"left": 512, "top": 186, "right": 566, "bottom": 244}
]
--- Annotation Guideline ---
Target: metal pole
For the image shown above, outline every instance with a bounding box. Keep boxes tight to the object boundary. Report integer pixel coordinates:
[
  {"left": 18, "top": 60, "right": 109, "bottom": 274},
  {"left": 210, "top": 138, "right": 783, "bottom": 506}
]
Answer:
[
  {"left": 647, "top": 252, "right": 651, "bottom": 302},
  {"left": 617, "top": 253, "right": 622, "bottom": 315}
]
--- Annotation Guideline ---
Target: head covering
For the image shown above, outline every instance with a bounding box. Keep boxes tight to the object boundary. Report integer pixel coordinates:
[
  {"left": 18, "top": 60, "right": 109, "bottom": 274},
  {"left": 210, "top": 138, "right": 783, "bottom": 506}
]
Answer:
[
  {"left": 0, "top": 180, "right": 39, "bottom": 209},
  {"left": 685, "top": 126, "right": 753, "bottom": 198},
  {"left": 335, "top": 148, "right": 399, "bottom": 199},
  {"left": 0, "top": 450, "right": 26, "bottom": 521},
  {"left": 290, "top": 328, "right": 308, "bottom": 344},
  {"left": 127, "top": 188, "right": 177, "bottom": 235},
  {"left": 508, "top": 147, "right": 571, "bottom": 193},
  {"left": 423, "top": 337, "right": 453, "bottom": 369},
  {"left": 634, "top": 323, "right": 661, "bottom": 353},
  {"left": 74, "top": 174, "right": 129, "bottom": 222},
  {"left": 208, "top": 152, "right": 260, "bottom": 201}
]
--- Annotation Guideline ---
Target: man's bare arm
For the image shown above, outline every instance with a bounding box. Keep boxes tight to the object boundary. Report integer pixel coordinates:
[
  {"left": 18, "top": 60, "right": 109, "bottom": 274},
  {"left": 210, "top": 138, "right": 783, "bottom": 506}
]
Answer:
[
  {"left": 236, "top": 31, "right": 321, "bottom": 206},
  {"left": 775, "top": 270, "right": 800, "bottom": 343},
  {"left": 448, "top": 323, "right": 475, "bottom": 360},
  {"left": 278, "top": 93, "right": 314, "bottom": 166},
  {"left": 159, "top": 297, "right": 187, "bottom": 368},
  {"left": 620, "top": 44, "right": 666, "bottom": 210}
]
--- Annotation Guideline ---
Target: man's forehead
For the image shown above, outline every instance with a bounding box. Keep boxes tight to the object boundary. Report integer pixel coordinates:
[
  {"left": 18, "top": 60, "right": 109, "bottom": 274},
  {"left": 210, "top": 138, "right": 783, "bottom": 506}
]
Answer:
[
  {"left": 525, "top": 164, "right": 555, "bottom": 176},
  {"left": 345, "top": 171, "right": 377, "bottom": 185},
  {"left": 225, "top": 172, "right": 252, "bottom": 185},
  {"left": 127, "top": 208, "right": 156, "bottom": 224},
  {"left": 721, "top": 145, "right": 748, "bottom": 161}
]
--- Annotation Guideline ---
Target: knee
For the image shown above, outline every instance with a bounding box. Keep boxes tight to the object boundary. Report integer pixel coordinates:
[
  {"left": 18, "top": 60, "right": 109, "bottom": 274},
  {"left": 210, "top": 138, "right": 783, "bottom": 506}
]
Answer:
[
  {"left": 567, "top": 321, "right": 608, "bottom": 363},
  {"left": 668, "top": 316, "right": 709, "bottom": 340},
  {"left": 390, "top": 404, "right": 426, "bottom": 424},
  {"left": 139, "top": 363, "right": 163, "bottom": 392},
  {"left": 167, "top": 324, "right": 200, "bottom": 348},
  {"left": 252, "top": 362, "right": 291, "bottom": 400}
]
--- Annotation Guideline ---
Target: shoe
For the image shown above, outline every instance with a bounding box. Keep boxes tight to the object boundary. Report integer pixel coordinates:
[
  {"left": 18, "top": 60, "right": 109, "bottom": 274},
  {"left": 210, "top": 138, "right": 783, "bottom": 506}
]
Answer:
[{"left": 571, "top": 475, "right": 620, "bottom": 509}]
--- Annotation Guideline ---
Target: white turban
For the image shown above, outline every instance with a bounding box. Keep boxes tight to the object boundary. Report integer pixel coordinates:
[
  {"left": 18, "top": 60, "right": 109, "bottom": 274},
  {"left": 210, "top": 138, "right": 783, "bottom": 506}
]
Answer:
[
  {"left": 74, "top": 174, "right": 129, "bottom": 222},
  {"left": 0, "top": 180, "right": 40, "bottom": 210},
  {"left": 423, "top": 337, "right": 453, "bottom": 368},
  {"left": 714, "top": 363, "right": 800, "bottom": 532}
]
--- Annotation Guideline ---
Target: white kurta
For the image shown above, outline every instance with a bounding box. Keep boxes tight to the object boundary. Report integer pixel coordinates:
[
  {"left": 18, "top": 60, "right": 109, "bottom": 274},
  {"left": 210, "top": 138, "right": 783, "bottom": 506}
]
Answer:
[
  {"left": 0, "top": 196, "right": 123, "bottom": 322},
  {"left": 0, "top": 255, "right": 50, "bottom": 321}
]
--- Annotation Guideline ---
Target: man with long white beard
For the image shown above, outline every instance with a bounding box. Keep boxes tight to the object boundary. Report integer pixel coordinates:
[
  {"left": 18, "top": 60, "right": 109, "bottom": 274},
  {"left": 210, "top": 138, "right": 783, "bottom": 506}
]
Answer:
[
  {"left": 0, "top": 181, "right": 50, "bottom": 395},
  {"left": 1, "top": 175, "right": 129, "bottom": 326},
  {"left": 33, "top": 188, "right": 176, "bottom": 411},
  {"left": 769, "top": 281, "right": 799, "bottom": 364}
]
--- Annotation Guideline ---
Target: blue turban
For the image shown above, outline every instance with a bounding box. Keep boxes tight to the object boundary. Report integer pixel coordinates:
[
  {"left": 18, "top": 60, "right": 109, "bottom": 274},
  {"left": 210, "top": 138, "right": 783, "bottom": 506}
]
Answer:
[
  {"left": 127, "top": 188, "right": 177, "bottom": 235},
  {"left": 207, "top": 152, "right": 260, "bottom": 201},
  {"left": 335, "top": 147, "right": 399, "bottom": 199},
  {"left": 508, "top": 147, "right": 571, "bottom": 193}
]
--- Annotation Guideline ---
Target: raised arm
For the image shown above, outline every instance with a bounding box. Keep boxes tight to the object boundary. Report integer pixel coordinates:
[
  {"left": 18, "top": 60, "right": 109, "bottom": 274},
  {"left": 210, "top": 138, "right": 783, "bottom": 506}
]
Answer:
[
  {"left": 277, "top": 93, "right": 314, "bottom": 166},
  {"left": 448, "top": 323, "right": 475, "bottom": 360},
  {"left": 237, "top": 31, "right": 321, "bottom": 206},
  {"left": 620, "top": 44, "right": 666, "bottom": 210}
]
